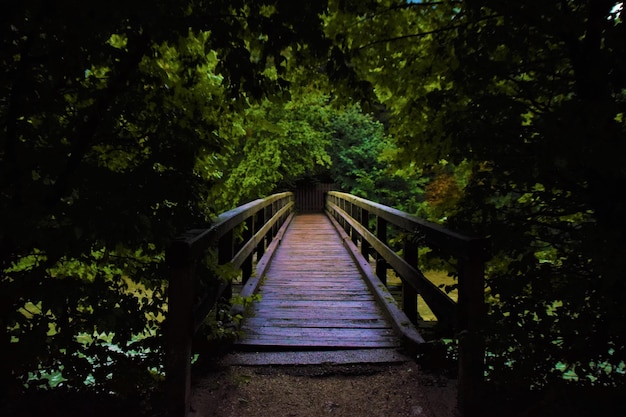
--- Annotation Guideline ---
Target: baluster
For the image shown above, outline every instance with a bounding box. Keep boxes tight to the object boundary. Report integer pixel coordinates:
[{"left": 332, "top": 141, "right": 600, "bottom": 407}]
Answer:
[
  {"left": 343, "top": 199, "right": 348, "bottom": 231},
  {"left": 376, "top": 216, "right": 387, "bottom": 285},
  {"left": 351, "top": 203, "right": 358, "bottom": 245},
  {"left": 360, "top": 207, "right": 370, "bottom": 260},
  {"left": 256, "top": 208, "right": 266, "bottom": 260},
  {"left": 402, "top": 237, "right": 419, "bottom": 325},
  {"left": 339, "top": 198, "right": 346, "bottom": 230},
  {"left": 218, "top": 229, "right": 234, "bottom": 306},
  {"left": 271, "top": 200, "right": 278, "bottom": 238},
  {"left": 241, "top": 216, "right": 254, "bottom": 284},
  {"left": 265, "top": 205, "right": 273, "bottom": 246},
  {"left": 345, "top": 200, "right": 351, "bottom": 234}
]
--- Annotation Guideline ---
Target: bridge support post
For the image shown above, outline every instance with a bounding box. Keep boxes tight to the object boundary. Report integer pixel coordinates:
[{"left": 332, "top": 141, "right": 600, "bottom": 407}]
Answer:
[
  {"left": 165, "top": 260, "right": 195, "bottom": 417},
  {"left": 457, "top": 257, "right": 485, "bottom": 417}
]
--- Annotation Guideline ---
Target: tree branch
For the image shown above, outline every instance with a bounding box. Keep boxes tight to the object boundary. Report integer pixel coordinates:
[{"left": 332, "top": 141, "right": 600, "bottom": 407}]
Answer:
[
  {"left": 356, "top": 25, "right": 462, "bottom": 51},
  {"left": 355, "top": 14, "right": 500, "bottom": 51},
  {"left": 394, "top": 1, "right": 463, "bottom": 9}
]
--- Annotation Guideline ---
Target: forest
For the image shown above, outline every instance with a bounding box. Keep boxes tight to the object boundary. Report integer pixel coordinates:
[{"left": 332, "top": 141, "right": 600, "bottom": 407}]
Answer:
[{"left": 1, "top": 0, "right": 625, "bottom": 415}]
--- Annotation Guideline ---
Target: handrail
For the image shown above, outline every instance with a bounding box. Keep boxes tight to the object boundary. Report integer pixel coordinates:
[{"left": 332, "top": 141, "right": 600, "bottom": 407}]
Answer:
[
  {"left": 327, "top": 192, "right": 488, "bottom": 261},
  {"left": 165, "top": 192, "right": 294, "bottom": 417},
  {"left": 325, "top": 191, "right": 489, "bottom": 417}
]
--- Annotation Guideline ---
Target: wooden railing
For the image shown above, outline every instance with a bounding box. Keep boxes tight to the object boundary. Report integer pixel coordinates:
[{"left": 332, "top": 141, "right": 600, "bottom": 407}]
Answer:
[
  {"left": 326, "top": 191, "right": 489, "bottom": 416},
  {"left": 165, "top": 192, "right": 295, "bottom": 417}
]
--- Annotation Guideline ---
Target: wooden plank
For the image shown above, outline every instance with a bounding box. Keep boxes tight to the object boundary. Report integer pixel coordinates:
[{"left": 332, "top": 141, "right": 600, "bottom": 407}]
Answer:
[
  {"left": 241, "top": 327, "right": 397, "bottom": 338},
  {"left": 247, "top": 310, "right": 384, "bottom": 320},
  {"left": 259, "top": 289, "right": 374, "bottom": 295},
  {"left": 237, "top": 337, "right": 399, "bottom": 348},
  {"left": 259, "top": 293, "right": 375, "bottom": 301},
  {"left": 239, "top": 332, "right": 398, "bottom": 341},
  {"left": 267, "top": 273, "right": 360, "bottom": 276},
  {"left": 258, "top": 293, "right": 372, "bottom": 299},
  {"left": 241, "top": 317, "right": 390, "bottom": 328},
  {"left": 252, "top": 305, "right": 383, "bottom": 315},
  {"left": 251, "top": 300, "right": 383, "bottom": 309}
]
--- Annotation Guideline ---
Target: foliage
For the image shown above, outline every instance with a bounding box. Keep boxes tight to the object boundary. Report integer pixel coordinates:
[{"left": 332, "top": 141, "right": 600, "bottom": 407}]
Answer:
[
  {"left": 1, "top": 0, "right": 330, "bottom": 404},
  {"left": 201, "top": 293, "right": 262, "bottom": 346},
  {"left": 327, "top": 103, "right": 427, "bottom": 212},
  {"left": 325, "top": 0, "right": 626, "bottom": 391},
  {"left": 209, "top": 91, "right": 333, "bottom": 209},
  {"left": 207, "top": 85, "right": 426, "bottom": 214}
]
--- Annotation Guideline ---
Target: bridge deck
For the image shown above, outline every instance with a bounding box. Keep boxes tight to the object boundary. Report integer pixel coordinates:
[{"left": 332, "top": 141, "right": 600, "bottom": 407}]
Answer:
[{"left": 236, "top": 213, "right": 401, "bottom": 350}]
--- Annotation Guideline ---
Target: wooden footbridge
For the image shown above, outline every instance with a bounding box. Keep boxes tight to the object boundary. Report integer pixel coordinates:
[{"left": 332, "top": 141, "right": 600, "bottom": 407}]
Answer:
[
  {"left": 237, "top": 212, "right": 416, "bottom": 350},
  {"left": 165, "top": 190, "right": 489, "bottom": 417}
]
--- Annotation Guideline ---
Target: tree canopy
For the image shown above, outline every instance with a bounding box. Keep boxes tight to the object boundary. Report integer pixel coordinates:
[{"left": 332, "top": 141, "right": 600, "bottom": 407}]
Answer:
[
  {"left": 1, "top": 0, "right": 330, "bottom": 402},
  {"left": 326, "top": 0, "right": 626, "bottom": 390}
]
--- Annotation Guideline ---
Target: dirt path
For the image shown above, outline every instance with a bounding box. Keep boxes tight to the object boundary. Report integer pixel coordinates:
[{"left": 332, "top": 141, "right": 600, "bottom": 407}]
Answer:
[{"left": 190, "top": 363, "right": 458, "bottom": 417}]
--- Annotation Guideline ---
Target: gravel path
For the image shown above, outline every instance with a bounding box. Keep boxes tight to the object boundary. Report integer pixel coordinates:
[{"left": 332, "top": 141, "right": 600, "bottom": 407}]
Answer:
[{"left": 190, "top": 363, "right": 458, "bottom": 417}]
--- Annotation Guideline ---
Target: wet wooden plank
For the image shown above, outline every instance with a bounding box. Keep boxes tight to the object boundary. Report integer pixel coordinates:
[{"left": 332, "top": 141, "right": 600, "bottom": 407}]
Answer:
[
  {"left": 242, "top": 317, "right": 390, "bottom": 328},
  {"left": 237, "top": 336, "right": 399, "bottom": 348},
  {"left": 236, "top": 213, "right": 401, "bottom": 350},
  {"left": 247, "top": 309, "right": 384, "bottom": 320},
  {"left": 254, "top": 300, "right": 380, "bottom": 309},
  {"left": 259, "top": 293, "right": 376, "bottom": 301},
  {"left": 242, "top": 327, "right": 397, "bottom": 338}
]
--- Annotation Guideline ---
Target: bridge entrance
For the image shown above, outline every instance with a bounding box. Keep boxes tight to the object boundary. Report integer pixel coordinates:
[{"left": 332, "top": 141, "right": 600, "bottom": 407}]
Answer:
[{"left": 166, "top": 191, "right": 488, "bottom": 416}]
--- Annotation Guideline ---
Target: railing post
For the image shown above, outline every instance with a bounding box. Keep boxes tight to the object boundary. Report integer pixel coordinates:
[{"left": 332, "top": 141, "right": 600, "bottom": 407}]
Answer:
[
  {"left": 340, "top": 198, "right": 347, "bottom": 230},
  {"left": 457, "top": 256, "right": 485, "bottom": 417},
  {"left": 350, "top": 203, "right": 359, "bottom": 245},
  {"left": 257, "top": 208, "right": 266, "bottom": 259},
  {"left": 218, "top": 229, "right": 234, "bottom": 305},
  {"left": 402, "top": 237, "right": 419, "bottom": 325},
  {"left": 343, "top": 199, "right": 349, "bottom": 231},
  {"left": 360, "top": 207, "right": 370, "bottom": 261},
  {"left": 265, "top": 205, "right": 273, "bottom": 247},
  {"left": 241, "top": 216, "right": 254, "bottom": 283},
  {"left": 271, "top": 201, "right": 278, "bottom": 238},
  {"left": 376, "top": 216, "right": 387, "bottom": 285},
  {"left": 166, "top": 252, "right": 196, "bottom": 417}
]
